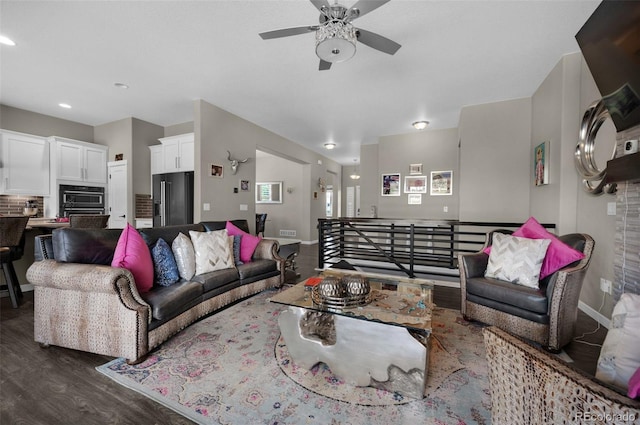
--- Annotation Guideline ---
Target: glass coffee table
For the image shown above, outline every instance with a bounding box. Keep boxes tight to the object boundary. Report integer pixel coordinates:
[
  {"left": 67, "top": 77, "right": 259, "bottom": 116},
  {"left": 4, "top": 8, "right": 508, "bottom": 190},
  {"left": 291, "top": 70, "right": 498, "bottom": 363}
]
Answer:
[{"left": 270, "top": 268, "right": 434, "bottom": 399}]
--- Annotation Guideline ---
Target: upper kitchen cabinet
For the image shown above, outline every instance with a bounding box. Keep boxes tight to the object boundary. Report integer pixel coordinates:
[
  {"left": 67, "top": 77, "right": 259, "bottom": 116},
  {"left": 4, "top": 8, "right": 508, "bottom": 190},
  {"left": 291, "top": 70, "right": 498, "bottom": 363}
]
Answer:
[
  {"left": 49, "top": 137, "right": 108, "bottom": 184},
  {"left": 152, "top": 133, "right": 194, "bottom": 174},
  {"left": 0, "top": 130, "right": 50, "bottom": 195}
]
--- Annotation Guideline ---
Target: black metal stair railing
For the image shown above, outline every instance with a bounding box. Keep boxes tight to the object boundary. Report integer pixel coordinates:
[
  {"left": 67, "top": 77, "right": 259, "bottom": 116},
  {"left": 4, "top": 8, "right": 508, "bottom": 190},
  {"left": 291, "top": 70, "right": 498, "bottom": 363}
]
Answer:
[{"left": 318, "top": 218, "right": 556, "bottom": 279}]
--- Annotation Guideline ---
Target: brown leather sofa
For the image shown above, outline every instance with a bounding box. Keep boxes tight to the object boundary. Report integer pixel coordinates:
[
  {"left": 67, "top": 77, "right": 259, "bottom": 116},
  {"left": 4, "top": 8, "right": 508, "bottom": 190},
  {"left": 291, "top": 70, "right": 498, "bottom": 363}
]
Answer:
[{"left": 27, "top": 220, "right": 284, "bottom": 363}]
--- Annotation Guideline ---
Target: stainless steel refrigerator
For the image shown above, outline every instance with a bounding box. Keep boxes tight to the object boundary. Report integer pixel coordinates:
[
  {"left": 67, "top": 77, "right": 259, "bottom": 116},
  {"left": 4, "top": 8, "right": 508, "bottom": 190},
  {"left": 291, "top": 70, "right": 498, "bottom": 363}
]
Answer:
[{"left": 153, "top": 172, "right": 194, "bottom": 227}]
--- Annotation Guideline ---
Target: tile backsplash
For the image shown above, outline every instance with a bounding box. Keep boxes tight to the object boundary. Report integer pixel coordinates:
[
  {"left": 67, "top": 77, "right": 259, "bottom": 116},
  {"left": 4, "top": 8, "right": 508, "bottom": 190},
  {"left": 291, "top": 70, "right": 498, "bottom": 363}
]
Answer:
[
  {"left": 135, "top": 194, "right": 153, "bottom": 218},
  {"left": 0, "top": 195, "right": 44, "bottom": 217}
]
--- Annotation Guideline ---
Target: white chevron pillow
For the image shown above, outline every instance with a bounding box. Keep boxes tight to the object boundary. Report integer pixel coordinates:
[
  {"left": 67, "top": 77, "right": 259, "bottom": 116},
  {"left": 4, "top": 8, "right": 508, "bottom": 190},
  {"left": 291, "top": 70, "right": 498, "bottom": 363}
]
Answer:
[
  {"left": 485, "top": 233, "right": 551, "bottom": 288},
  {"left": 189, "top": 229, "right": 235, "bottom": 275}
]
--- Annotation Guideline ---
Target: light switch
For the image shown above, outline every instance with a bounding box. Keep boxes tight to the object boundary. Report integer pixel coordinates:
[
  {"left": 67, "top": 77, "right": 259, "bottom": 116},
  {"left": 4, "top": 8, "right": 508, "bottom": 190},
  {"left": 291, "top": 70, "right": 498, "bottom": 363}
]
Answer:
[
  {"left": 203, "top": 203, "right": 210, "bottom": 211},
  {"left": 607, "top": 202, "right": 616, "bottom": 216},
  {"left": 240, "top": 204, "right": 248, "bottom": 211}
]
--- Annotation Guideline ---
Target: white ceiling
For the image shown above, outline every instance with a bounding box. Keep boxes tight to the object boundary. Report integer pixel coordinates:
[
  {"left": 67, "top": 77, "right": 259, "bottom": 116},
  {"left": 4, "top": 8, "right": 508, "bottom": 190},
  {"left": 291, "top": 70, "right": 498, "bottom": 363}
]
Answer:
[{"left": 0, "top": 0, "right": 600, "bottom": 165}]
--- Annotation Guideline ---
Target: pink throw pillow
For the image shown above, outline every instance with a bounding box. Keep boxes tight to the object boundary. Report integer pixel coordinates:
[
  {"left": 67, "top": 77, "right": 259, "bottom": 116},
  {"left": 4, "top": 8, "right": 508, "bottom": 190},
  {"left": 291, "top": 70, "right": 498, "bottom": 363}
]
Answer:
[
  {"left": 111, "top": 223, "right": 154, "bottom": 294},
  {"left": 483, "top": 217, "right": 585, "bottom": 279},
  {"left": 629, "top": 367, "right": 640, "bottom": 399},
  {"left": 225, "top": 221, "right": 262, "bottom": 263}
]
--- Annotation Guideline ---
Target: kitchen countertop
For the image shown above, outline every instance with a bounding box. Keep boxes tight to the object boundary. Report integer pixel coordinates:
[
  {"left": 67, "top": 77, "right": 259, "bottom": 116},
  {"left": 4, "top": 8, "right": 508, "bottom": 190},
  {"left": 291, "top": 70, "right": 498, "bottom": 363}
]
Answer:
[{"left": 26, "top": 218, "right": 70, "bottom": 229}]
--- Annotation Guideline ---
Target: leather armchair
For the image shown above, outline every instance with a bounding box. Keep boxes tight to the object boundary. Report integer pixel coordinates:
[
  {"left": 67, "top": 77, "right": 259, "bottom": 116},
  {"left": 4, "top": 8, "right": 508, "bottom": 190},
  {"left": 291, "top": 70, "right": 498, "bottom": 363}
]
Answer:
[{"left": 458, "top": 230, "right": 594, "bottom": 351}]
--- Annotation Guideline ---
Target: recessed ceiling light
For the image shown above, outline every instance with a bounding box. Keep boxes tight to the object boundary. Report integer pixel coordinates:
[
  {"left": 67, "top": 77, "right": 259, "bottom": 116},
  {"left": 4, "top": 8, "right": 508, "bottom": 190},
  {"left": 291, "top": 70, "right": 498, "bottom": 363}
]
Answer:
[
  {"left": 412, "top": 121, "right": 429, "bottom": 130},
  {"left": 0, "top": 35, "right": 16, "bottom": 46},
  {"left": 114, "top": 82, "right": 129, "bottom": 89},
  {"left": 324, "top": 142, "right": 336, "bottom": 150},
  {"left": 58, "top": 103, "right": 72, "bottom": 109}
]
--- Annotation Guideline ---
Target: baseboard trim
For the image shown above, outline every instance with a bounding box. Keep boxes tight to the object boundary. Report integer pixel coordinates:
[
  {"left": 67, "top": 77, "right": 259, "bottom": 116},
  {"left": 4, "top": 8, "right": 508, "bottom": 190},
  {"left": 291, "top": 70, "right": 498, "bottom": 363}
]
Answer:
[{"left": 578, "top": 300, "right": 610, "bottom": 329}]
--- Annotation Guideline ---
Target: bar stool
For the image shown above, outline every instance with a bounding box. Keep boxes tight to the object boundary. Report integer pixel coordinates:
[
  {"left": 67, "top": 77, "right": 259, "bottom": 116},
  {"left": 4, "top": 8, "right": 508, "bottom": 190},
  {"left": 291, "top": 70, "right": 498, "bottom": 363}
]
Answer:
[
  {"left": 255, "top": 213, "right": 267, "bottom": 237},
  {"left": 69, "top": 214, "right": 110, "bottom": 228},
  {"left": 0, "top": 216, "right": 30, "bottom": 308}
]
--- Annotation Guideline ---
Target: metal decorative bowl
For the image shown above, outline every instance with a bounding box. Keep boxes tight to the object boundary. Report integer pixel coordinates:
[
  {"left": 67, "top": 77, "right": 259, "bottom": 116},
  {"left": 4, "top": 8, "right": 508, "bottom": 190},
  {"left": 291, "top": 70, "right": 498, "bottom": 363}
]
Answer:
[
  {"left": 311, "top": 275, "right": 371, "bottom": 310},
  {"left": 315, "top": 277, "right": 344, "bottom": 298},
  {"left": 342, "top": 275, "right": 370, "bottom": 297}
]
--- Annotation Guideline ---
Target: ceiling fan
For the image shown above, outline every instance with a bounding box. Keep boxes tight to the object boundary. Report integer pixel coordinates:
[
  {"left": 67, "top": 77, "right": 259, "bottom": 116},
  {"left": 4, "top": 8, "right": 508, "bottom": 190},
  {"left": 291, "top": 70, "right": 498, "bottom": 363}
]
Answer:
[{"left": 259, "top": 0, "right": 401, "bottom": 71}]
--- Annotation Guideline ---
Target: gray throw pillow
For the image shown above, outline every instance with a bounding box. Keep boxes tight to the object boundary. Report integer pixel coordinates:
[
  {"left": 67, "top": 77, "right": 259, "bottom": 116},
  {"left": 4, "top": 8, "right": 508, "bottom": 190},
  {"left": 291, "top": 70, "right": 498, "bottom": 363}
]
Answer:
[{"left": 172, "top": 232, "right": 196, "bottom": 280}]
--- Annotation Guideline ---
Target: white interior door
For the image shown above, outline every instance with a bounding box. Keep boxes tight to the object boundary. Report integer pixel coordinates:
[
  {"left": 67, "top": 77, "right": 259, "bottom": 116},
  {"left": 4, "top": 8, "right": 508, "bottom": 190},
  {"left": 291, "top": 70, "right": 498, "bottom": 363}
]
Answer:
[
  {"left": 107, "top": 161, "right": 128, "bottom": 228},
  {"left": 346, "top": 186, "right": 355, "bottom": 217}
]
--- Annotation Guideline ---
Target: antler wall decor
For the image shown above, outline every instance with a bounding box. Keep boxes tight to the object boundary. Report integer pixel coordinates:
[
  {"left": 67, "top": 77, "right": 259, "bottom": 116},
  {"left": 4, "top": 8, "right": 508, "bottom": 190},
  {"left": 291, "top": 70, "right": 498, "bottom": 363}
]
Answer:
[{"left": 227, "top": 150, "right": 249, "bottom": 175}]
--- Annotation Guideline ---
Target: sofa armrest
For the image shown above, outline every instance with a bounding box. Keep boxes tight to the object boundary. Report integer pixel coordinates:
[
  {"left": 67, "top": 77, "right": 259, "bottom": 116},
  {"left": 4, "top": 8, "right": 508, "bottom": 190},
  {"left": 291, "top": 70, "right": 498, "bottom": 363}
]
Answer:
[
  {"left": 27, "top": 260, "right": 150, "bottom": 315},
  {"left": 483, "top": 327, "right": 640, "bottom": 424},
  {"left": 458, "top": 252, "right": 489, "bottom": 279},
  {"left": 253, "top": 238, "right": 278, "bottom": 261},
  {"left": 34, "top": 234, "right": 54, "bottom": 261}
]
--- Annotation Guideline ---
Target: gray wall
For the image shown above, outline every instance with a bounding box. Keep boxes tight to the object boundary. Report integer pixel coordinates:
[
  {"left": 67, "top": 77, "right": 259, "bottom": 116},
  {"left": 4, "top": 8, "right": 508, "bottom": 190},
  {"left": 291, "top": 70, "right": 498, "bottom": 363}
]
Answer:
[
  {"left": 377, "top": 128, "right": 459, "bottom": 219},
  {"left": 194, "top": 99, "right": 340, "bottom": 241},
  {"left": 164, "top": 122, "right": 193, "bottom": 137},
  {"left": 93, "top": 117, "right": 162, "bottom": 224},
  {"left": 131, "top": 118, "right": 163, "bottom": 197},
  {"left": 1, "top": 104, "right": 95, "bottom": 142},
  {"left": 256, "top": 154, "right": 304, "bottom": 238},
  {"left": 458, "top": 98, "right": 532, "bottom": 222},
  {"left": 357, "top": 144, "right": 380, "bottom": 218}
]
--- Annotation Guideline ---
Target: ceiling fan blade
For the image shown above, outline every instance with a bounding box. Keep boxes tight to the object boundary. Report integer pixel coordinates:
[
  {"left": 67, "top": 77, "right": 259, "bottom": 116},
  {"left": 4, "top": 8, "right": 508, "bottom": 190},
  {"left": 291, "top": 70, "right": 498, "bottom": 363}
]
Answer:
[
  {"left": 347, "top": 0, "right": 391, "bottom": 20},
  {"left": 356, "top": 28, "right": 401, "bottom": 55},
  {"left": 309, "top": 0, "right": 331, "bottom": 15},
  {"left": 259, "top": 26, "right": 317, "bottom": 40},
  {"left": 319, "top": 60, "right": 332, "bottom": 71}
]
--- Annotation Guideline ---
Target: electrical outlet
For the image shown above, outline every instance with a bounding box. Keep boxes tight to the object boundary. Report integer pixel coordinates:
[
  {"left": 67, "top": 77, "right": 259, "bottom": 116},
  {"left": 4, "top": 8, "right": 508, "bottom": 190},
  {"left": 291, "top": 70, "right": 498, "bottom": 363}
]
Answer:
[
  {"left": 600, "top": 278, "right": 612, "bottom": 294},
  {"left": 443, "top": 206, "right": 448, "bottom": 212},
  {"left": 203, "top": 203, "right": 210, "bottom": 211}
]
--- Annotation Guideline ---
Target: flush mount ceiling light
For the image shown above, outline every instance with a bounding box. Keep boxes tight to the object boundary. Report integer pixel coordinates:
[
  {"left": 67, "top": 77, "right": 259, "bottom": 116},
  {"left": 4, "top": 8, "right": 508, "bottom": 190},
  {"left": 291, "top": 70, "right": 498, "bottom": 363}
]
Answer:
[
  {"left": 58, "top": 103, "right": 72, "bottom": 109},
  {"left": 0, "top": 35, "right": 16, "bottom": 46},
  {"left": 350, "top": 158, "right": 361, "bottom": 180},
  {"left": 412, "top": 121, "right": 429, "bottom": 130},
  {"left": 315, "top": 20, "right": 356, "bottom": 64},
  {"left": 114, "top": 82, "right": 129, "bottom": 89},
  {"left": 324, "top": 142, "right": 336, "bottom": 150}
]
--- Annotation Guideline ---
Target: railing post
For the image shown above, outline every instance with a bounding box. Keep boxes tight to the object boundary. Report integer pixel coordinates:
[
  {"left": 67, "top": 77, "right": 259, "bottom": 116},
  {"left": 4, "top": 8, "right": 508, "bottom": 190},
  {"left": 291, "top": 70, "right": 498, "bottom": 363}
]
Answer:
[
  {"left": 318, "top": 219, "right": 325, "bottom": 269},
  {"left": 339, "top": 220, "right": 345, "bottom": 259},
  {"left": 409, "top": 224, "right": 415, "bottom": 278}
]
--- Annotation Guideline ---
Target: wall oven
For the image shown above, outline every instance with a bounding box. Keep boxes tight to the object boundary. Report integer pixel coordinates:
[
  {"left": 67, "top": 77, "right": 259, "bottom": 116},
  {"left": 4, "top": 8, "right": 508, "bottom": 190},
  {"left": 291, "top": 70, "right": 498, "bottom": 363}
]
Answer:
[{"left": 59, "top": 184, "right": 105, "bottom": 217}]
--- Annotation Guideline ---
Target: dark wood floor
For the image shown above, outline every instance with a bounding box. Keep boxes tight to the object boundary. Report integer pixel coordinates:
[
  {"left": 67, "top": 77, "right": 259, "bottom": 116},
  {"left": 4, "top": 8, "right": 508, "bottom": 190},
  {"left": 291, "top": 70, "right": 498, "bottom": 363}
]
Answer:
[{"left": 1, "top": 243, "right": 607, "bottom": 424}]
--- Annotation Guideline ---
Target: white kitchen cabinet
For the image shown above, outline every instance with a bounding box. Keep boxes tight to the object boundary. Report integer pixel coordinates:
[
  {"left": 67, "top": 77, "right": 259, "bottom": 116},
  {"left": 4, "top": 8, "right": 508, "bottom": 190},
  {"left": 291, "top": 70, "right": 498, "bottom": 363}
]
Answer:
[
  {"left": 149, "top": 145, "right": 163, "bottom": 175},
  {"left": 50, "top": 137, "right": 108, "bottom": 184},
  {"left": 0, "top": 130, "right": 50, "bottom": 195},
  {"left": 153, "top": 133, "right": 194, "bottom": 174}
]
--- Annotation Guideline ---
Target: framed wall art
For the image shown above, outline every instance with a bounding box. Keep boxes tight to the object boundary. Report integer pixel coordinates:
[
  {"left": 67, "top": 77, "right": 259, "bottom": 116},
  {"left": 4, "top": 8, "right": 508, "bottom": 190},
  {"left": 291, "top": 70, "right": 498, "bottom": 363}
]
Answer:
[
  {"left": 240, "top": 180, "right": 250, "bottom": 191},
  {"left": 210, "top": 164, "right": 224, "bottom": 178},
  {"left": 430, "top": 170, "right": 453, "bottom": 196},
  {"left": 381, "top": 173, "right": 401, "bottom": 196},
  {"left": 404, "top": 176, "right": 427, "bottom": 193},
  {"left": 408, "top": 194, "right": 422, "bottom": 205},
  {"left": 534, "top": 141, "right": 549, "bottom": 186},
  {"left": 409, "top": 163, "right": 423, "bottom": 175}
]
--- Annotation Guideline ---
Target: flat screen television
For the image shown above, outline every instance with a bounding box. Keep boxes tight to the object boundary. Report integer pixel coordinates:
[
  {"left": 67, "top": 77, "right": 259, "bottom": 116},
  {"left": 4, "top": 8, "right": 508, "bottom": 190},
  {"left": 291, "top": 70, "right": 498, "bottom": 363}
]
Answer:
[{"left": 576, "top": 0, "right": 640, "bottom": 132}]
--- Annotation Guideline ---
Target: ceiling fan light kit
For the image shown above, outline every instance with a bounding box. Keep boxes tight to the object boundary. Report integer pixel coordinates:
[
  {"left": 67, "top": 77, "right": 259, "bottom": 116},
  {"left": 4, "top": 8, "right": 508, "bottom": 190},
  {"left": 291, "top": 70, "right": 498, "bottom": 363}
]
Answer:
[
  {"left": 259, "top": 0, "right": 400, "bottom": 71},
  {"left": 315, "top": 20, "right": 356, "bottom": 63}
]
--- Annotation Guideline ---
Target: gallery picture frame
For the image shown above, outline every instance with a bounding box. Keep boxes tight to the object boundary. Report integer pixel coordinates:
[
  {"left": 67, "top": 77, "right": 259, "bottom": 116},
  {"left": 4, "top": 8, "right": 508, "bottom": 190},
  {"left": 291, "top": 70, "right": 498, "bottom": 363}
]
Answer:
[
  {"left": 430, "top": 170, "right": 453, "bottom": 196},
  {"left": 210, "top": 163, "right": 224, "bottom": 178},
  {"left": 404, "top": 175, "right": 427, "bottom": 193},
  {"left": 240, "top": 179, "right": 250, "bottom": 191},
  {"left": 534, "top": 141, "right": 549, "bottom": 186},
  {"left": 409, "top": 163, "right": 423, "bottom": 175},
  {"left": 381, "top": 173, "right": 401, "bottom": 196}
]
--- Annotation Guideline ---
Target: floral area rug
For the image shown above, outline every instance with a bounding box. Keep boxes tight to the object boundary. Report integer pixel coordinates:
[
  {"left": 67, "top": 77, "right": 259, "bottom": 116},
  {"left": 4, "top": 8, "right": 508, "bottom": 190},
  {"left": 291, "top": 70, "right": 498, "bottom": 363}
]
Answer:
[{"left": 96, "top": 289, "right": 491, "bottom": 425}]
